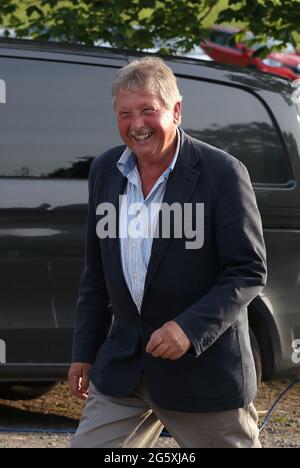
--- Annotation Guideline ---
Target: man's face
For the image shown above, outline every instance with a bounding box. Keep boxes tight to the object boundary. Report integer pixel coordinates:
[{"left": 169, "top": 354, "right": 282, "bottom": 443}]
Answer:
[{"left": 115, "top": 88, "right": 181, "bottom": 162}]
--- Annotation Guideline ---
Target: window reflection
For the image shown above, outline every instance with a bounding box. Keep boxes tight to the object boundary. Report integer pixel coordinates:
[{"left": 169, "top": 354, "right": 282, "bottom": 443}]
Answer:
[
  {"left": 0, "top": 58, "right": 122, "bottom": 179},
  {"left": 179, "top": 78, "right": 289, "bottom": 184}
]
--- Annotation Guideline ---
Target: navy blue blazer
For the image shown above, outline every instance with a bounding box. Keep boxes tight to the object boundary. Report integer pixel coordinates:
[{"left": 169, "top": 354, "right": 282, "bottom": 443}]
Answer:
[{"left": 72, "top": 130, "right": 267, "bottom": 412}]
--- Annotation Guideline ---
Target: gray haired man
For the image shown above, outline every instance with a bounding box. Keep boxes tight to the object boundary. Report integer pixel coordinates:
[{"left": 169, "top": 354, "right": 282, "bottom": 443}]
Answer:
[{"left": 68, "top": 57, "right": 267, "bottom": 448}]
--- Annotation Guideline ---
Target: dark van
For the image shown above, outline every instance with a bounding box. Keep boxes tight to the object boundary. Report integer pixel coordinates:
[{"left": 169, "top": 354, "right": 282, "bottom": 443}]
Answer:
[{"left": 0, "top": 39, "right": 300, "bottom": 398}]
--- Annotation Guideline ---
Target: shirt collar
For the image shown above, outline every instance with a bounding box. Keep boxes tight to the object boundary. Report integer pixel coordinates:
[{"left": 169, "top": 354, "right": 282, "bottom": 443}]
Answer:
[{"left": 117, "top": 129, "right": 181, "bottom": 180}]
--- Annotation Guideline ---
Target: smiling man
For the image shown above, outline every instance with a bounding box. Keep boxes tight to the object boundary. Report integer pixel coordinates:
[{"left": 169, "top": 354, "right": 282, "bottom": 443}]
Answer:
[{"left": 68, "top": 57, "right": 267, "bottom": 448}]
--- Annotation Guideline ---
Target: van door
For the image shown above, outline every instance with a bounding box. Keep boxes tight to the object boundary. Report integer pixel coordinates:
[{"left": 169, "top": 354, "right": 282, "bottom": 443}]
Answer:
[{"left": 0, "top": 50, "right": 125, "bottom": 373}]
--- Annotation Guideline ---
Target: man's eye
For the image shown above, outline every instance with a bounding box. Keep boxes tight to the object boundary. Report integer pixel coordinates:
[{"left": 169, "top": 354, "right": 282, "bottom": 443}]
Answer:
[{"left": 143, "top": 108, "right": 155, "bottom": 114}]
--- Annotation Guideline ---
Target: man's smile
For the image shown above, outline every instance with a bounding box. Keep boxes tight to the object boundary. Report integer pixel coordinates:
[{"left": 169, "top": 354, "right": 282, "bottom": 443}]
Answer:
[{"left": 131, "top": 130, "right": 154, "bottom": 142}]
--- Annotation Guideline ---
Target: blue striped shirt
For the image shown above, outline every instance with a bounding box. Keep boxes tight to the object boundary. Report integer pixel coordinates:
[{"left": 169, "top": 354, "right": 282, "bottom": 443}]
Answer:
[{"left": 117, "top": 132, "right": 180, "bottom": 312}]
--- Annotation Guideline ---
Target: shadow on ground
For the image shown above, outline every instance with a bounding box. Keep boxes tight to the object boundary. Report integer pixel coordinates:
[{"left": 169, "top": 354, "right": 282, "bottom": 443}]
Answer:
[{"left": 0, "top": 404, "right": 77, "bottom": 430}]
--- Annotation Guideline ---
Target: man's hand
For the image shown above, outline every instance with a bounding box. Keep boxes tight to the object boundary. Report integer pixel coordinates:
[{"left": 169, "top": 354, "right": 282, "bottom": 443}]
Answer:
[
  {"left": 146, "top": 321, "right": 191, "bottom": 360},
  {"left": 68, "top": 362, "right": 92, "bottom": 401}
]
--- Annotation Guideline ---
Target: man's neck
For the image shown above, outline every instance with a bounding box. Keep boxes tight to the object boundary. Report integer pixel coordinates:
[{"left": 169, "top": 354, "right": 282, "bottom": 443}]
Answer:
[{"left": 136, "top": 133, "right": 178, "bottom": 181}]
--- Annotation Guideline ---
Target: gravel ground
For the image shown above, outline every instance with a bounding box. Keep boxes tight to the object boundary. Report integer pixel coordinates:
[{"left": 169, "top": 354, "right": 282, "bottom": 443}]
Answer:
[
  {"left": 0, "top": 379, "right": 299, "bottom": 448},
  {"left": 0, "top": 434, "right": 179, "bottom": 449}
]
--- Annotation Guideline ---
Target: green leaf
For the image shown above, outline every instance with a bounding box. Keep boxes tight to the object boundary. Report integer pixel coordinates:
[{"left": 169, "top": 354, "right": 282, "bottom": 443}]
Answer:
[
  {"left": 0, "top": 0, "right": 298, "bottom": 52},
  {"left": 26, "top": 6, "right": 45, "bottom": 17}
]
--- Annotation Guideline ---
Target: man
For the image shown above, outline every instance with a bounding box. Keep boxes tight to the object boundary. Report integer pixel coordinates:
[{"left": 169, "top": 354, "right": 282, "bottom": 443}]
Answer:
[{"left": 68, "top": 57, "right": 267, "bottom": 448}]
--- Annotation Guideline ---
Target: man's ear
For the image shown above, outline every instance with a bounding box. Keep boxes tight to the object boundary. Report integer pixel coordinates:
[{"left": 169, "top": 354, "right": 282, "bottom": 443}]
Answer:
[{"left": 173, "top": 101, "right": 182, "bottom": 125}]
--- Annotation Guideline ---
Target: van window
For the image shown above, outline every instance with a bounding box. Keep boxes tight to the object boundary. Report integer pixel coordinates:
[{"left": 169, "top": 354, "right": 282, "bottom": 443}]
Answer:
[
  {"left": 178, "top": 78, "right": 290, "bottom": 184},
  {"left": 0, "top": 58, "right": 122, "bottom": 178}
]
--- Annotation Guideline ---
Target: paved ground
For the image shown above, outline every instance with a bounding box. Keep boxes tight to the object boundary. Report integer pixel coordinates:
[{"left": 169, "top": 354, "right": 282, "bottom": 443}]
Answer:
[{"left": 0, "top": 379, "right": 300, "bottom": 448}]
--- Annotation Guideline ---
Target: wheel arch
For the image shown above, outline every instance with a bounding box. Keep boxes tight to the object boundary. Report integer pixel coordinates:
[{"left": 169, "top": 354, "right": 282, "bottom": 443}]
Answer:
[{"left": 248, "top": 296, "right": 279, "bottom": 380}]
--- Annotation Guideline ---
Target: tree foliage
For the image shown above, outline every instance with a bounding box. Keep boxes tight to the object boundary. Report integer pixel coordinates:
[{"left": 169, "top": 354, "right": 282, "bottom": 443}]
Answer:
[
  {"left": 0, "top": 0, "right": 299, "bottom": 52},
  {"left": 217, "top": 0, "right": 300, "bottom": 48}
]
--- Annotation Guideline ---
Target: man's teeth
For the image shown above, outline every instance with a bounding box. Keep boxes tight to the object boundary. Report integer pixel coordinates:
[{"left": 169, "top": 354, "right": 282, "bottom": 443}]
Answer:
[{"left": 133, "top": 132, "right": 153, "bottom": 141}]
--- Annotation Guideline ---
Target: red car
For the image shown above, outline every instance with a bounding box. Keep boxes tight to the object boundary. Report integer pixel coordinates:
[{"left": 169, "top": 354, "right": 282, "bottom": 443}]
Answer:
[{"left": 201, "top": 26, "right": 300, "bottom": 81}]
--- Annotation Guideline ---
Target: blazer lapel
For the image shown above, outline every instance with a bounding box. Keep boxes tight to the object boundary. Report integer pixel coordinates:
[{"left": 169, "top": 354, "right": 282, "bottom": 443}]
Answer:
[
  {"left": 104, "top": 164, "right": 138, "bottom": 309},
  {"left": 144, "top": 133, "right": 201, "bottom": 294}
]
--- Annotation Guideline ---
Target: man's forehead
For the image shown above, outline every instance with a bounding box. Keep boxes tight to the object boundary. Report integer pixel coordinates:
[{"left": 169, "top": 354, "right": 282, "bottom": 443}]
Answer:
[{"left": 116, "top": 88, "right": 161, "bottom": 103}]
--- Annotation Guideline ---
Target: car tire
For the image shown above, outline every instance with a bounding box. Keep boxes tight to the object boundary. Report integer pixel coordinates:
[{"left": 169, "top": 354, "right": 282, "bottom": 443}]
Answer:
[
  {"left": 0, "top": 382, "right": 56, "bottom": 400},
  {"left": 250, "top": 329, "right": 263, "bottom": 386}
]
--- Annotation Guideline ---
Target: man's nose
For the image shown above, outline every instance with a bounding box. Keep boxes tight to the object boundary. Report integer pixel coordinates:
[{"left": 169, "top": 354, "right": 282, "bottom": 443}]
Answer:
[{"left": 131, "top": 113, "right": 145, "bottom": 129}]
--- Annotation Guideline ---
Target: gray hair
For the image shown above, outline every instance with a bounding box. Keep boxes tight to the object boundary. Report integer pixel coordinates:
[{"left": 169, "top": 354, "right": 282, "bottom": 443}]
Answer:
[{"left": 112, "top": 57, "right": 182, "bottom": 111}]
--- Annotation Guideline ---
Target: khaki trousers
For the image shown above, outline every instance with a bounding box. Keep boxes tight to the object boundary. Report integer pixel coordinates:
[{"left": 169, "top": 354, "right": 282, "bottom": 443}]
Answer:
[{"left": 71, "top": 375, "right": 261, "bottom": 448}]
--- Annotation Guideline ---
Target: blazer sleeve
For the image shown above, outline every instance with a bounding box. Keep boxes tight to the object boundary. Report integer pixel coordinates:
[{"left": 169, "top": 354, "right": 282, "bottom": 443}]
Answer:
[
  {"left": 72, "top": 160, "right": 112, "bottom": 364},
  {"left": 175, "top": 160, "right": 267, "bottom": 357}
]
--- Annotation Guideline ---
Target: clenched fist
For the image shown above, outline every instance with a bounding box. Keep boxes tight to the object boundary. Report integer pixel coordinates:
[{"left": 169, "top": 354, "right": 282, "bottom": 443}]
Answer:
[{"left": 146, "top": 321, "right": 191, "bottom": 360}]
